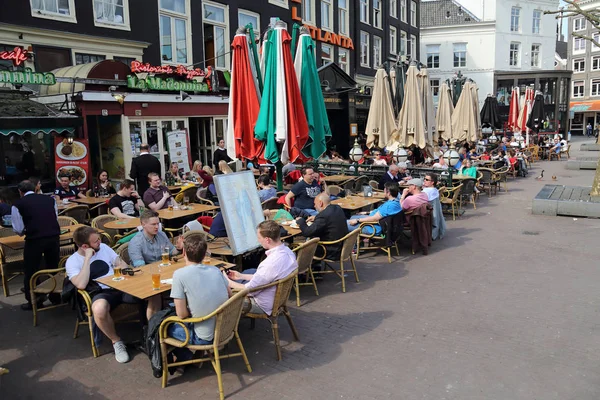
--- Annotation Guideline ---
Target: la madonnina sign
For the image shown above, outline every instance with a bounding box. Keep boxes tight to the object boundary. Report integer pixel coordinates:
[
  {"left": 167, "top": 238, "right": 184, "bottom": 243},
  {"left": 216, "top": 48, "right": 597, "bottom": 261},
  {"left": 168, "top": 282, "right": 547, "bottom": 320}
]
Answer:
[
  {"left": 127, "top": 75, "right": 209, "bottom": 92},
  {"left": 0, "top": 68, "right": 56, "bottom": 85}
]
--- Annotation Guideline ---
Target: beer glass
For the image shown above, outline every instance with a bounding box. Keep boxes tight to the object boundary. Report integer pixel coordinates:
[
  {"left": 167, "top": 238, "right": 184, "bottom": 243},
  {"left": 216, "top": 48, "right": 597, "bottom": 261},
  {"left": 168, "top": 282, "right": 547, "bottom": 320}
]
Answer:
[
  {"left": 112, "top": 256, "right": 124, "bottom": 281},
  {"left": 161, "top": 246, "right": 171, "bottom": 266},
  {"left": 168, "top": 200, "right": 174, "bottom": 212},
  {"left": 203, "top": 250, "right": 212, "bottom": 263},
  {"left": 152, "top": 273, "right": 161, "bottom": 290},
  {"left": 183, "top": 196, "right": 189, "bottom": 207}
]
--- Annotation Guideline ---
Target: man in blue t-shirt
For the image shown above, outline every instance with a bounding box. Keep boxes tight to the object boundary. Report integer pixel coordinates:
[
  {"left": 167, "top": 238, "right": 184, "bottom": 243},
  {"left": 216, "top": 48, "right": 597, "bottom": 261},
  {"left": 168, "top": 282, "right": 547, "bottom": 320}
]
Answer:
[
  {"left": 284, "top": 167, "right": 321, "bottom": 216},
  {"left": 347, "top": 182, "right": 402, "bottom": 235},
  {"left": 54, "top": 175, "right": 86, "bottom": 200}
]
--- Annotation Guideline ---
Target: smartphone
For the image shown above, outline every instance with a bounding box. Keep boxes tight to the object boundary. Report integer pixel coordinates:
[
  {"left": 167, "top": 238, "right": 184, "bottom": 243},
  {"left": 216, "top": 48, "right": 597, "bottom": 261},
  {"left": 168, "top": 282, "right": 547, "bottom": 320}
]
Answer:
[{"left": 215, "top": 263, "right": 227, "bottom": 268}]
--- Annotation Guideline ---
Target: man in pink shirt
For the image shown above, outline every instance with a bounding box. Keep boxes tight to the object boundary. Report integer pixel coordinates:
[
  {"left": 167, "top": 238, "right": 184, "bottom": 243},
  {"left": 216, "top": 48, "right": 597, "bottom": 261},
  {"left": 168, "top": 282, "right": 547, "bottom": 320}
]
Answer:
[
  {"left": 224, "top": 220, "right": 298, "bottom": 315},
  {"left": 400, "top": 178, "right": 429, "bottom": 212}
]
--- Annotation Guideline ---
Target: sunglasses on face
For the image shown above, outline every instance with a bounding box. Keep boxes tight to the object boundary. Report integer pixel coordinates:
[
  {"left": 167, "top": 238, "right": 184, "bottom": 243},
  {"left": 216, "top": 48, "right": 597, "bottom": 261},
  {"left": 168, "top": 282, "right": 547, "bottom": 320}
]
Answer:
[{"left": 424, "top": 178, "right": 432, "bottom": 182}]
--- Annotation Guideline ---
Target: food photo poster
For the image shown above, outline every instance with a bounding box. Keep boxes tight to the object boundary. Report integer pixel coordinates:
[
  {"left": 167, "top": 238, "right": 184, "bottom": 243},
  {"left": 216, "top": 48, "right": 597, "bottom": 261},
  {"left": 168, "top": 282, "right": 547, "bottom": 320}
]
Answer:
[{"left": 54, "top": 137, "right": 90, "bottom": 191}]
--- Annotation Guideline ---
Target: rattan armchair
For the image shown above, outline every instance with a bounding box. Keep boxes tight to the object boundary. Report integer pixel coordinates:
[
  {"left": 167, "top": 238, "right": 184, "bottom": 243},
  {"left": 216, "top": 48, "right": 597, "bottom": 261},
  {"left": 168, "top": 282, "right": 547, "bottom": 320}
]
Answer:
[
  {"left": 368, "top": 180, "right": 379, "bottom": 190},
  {"left": 60, "top": 204, "right": 90, "bottom": 224},
  {"left": 477, "top": 168, "right": 497, "bottom": 197},
  {"left": 159, "top": 289, "right": 252, "bottom": 399},
  {"left": 57, "top": 216, "right": 78, "bottom": 227},
  {"left": 291, "top": 238, "right": 320, "bottom": 306},
  {"left": 245, "top": 270, "right": 300, "bottom": 360},
  {"left": 493, "top": 166, "right": 509, "bottom": 192},
  {"left": 356, "top": 213, "right": 403, "bottom": 264},
  {"left": 313, "top": 229, "right": 360, "bottom": 293},
  {"left": 115, "top": 242, "right": 132, "bottom": 266},
  {"left": 73, "top": 289, "right": 140, "bottom": 358},
  {"left": 261, "top": 197, "right": 280, "bottom": 210},
  {"left": 327, "top": 185, "right": 342, "bottom": 196},
  {"left": 89, "top": 202, "right": 109, "bottom": 217},
  {"left": 0, "top": 228, "right": 24, "bottom": 297},
  {"left": 439, "top": 184, "right": 463, "bottom": 221},
  {"left": 91, "top": 215, "right": 119, "bottom": 246},
  {"left": 30, "top": 255, "right": 69, "bottom": 326}
]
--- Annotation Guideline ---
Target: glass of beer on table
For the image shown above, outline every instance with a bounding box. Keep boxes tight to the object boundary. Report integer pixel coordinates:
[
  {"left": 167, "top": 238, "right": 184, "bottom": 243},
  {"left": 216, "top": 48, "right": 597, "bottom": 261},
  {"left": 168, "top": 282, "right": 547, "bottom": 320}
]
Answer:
[
  {"left": 160, "top": 246, "right": 171, "bottom": 266},
  {"left": 112, "top": 256, "right": 124, "bottom": 281},
  {"left": 152, "top": 273, "right": 161, "bottom": 290},
  {"left": 183, "top": 196, "right": 189, "bottom": 207}
]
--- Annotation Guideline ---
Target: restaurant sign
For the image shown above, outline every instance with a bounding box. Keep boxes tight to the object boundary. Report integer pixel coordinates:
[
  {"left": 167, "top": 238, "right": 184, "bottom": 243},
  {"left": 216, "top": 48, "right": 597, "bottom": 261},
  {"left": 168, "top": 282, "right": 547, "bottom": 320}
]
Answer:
[
  {"left": 290, "top": 0, "right": 354, "bottom": 50},
  {"left": 127, "top": 61, "right": 213, "bottom": 92},
  {"left": 0, "top": 47, "right": 29, "bottom": 66},
  {"left": 0, "top": 68, "right": 56, "bottom": 85}
]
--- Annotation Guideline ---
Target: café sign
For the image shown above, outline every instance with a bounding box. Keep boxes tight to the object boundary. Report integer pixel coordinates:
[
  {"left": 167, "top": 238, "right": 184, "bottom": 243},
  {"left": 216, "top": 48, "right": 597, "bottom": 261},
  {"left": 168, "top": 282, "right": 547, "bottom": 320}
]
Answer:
[
  {"left": 0, "top": 47, "right": 29, "bottom": 66},
  {"left": 128, "top": 61, "right": 213, "bottom": 92},
  {"left": 127, "top": 75, "right": 209, "bottom": 92}
]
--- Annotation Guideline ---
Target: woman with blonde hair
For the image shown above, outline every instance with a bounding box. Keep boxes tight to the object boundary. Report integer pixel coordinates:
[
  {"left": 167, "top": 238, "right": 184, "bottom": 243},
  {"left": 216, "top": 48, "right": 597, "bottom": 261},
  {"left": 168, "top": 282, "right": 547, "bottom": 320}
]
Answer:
[
  {"left": 199, "top": 165, "right": 214, "bottom": 188},
  {"left": 189, "top": 160, "right": 203, "bottom": 181},
  {"left": 217, "top": 160, "right": 233, "bottom": 175}
]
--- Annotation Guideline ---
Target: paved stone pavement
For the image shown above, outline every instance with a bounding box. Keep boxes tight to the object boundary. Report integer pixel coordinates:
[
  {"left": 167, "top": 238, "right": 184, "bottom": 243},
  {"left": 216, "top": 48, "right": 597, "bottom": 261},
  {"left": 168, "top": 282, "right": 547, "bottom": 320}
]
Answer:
[{"left": 2, "top": 136, "right": 600, "bottom": 400}]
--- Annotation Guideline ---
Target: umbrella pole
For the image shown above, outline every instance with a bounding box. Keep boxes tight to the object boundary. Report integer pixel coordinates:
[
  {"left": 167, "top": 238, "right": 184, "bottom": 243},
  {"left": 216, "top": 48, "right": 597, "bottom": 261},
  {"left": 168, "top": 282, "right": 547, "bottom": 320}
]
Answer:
[{"left": 276, "top": 161, "right": 284, "bottom": 191}]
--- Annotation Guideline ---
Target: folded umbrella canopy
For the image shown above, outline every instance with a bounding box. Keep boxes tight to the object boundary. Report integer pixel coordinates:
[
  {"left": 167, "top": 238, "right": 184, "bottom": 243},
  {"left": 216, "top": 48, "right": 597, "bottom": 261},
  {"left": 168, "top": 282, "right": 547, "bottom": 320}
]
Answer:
[
  {"left": 255, "top": 22, "right": 309, "bottom": 164},
  {"left": 470, "top": 81, "right": 482, "bottom": 142},
  {"left": 480, "top": 96, "right": 502, "bottom": 130},
  {"left": 397, "top": 63, "right": 426, "bottom": 149},
  {"left": 388, "top": 63, "right": 406, "bottom": 118},
  {"left": 420, "top": 67, "right": 437, "bottom": 145},
  {"left": 365, "top": 68, "right": 399, "bottom": 149},
  {"left": 294, "top": 29, "right": 331, "bottom": 160},
  {"left": 451, "top": 81, "right": 480, "bottom": 143},
  {"left": 526, "top": 92, "right": 545, "bottom": 145},
  {"left": 436, "top": 81, "right": 454, "bottom": 141},
  {"left": 507, "top": 87, "right": 520, "bottom": 132},
  {"left": 517, "top": 86, "right": 534, "bottom": 142},
  {"left": 226, "top": 29, "right": 263, "bottom": 161}
]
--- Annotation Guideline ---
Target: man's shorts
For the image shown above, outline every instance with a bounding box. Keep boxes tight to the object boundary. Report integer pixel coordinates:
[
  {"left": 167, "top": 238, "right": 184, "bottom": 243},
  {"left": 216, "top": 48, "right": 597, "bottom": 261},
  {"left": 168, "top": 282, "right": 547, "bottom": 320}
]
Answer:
[{"left": 92, "top": 289, "right": 142, "bottom": 311}]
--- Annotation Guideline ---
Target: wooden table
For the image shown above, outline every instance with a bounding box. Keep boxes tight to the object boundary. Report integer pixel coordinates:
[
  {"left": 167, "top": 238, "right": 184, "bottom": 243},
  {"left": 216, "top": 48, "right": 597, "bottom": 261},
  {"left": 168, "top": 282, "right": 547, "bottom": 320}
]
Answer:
[
  {"left": 104, "top": 218, "right": 141, "bottom": 230},
  {"left": 57, "top": 202, "right": 77, "bottom": 212},
  {"left": 0, "top": 224, "right": 102, "bottom": 251},
  {"left": 452, "top": 175, "right": 476, "bottom": 181},
  {"left": 323, "top": 174, "right": 355, "bottom": 184},
  {"left": 157, "top": 204, "right": 218, "bottom": 220},
  {"left": 71, "top": 195, "right": 114, "bottom": 206},
  {"left": 332, "top": 195, "right": 383, "bottom": 211},
  {"left": 96, "top": 257, "right": 235, "bottom": 299}
]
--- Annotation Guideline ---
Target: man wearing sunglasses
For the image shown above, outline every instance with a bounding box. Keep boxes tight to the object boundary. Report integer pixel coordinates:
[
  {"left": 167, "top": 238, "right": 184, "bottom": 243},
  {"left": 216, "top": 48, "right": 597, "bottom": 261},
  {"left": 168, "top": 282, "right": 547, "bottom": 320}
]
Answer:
[
  {"left": 65, "top": 226, "right": 161, "bottom": 364},
  {"left": 400, "top": 178, "right": 429, "bottom": 212},
  {"left": 422, "top": 173, "right": 439, "bottom": 201}
]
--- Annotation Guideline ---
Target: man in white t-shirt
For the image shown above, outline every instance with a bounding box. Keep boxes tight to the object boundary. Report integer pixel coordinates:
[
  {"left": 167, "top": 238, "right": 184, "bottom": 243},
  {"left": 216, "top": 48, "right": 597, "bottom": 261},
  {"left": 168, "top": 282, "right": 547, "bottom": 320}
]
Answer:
[
  {"left": 422, "top": 173, "right": 439, "bottom": 201},
  {"left": 66, "top": 226, "right": 161, "bottom": 363}
]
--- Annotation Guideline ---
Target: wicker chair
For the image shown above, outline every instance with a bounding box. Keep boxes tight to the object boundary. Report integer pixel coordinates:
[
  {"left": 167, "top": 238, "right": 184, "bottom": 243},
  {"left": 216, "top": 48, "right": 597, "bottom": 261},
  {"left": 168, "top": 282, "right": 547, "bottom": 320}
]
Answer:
[
  {"left": 115, "top": 242, "right": 132, "bottom": 266},
  {"left": 57, "top": 216, "right": 78, "bottom": 227},
  {"left": 562, "top": 144, "right": 571, "bottom": 159},
  {"left": 159, "top": 289, "right": 252, "bottom": 399},
  {"left": 74, "top": 289, "right": 140, "bottom": 358},
  {"left": 261, "top": 197, "right": 280, "bottom": 210},
  {"left": 327, "top": 185, "right": 342, "bottom": 196},
  {"left": 91, "top": 215, "right": 119, "bottom": 246},
  {"left": 477, "top": 168, "right": 497, "bottom": 197},
  {"left": 439, "top": 184, "right": 463, "bottom": 221},
  {"left": 493, "top": 166, "right": 509, "bottom": 192},
  {"left": 459, "top": 178, "right": 477, "bottom": 210},
  {"left": 352, "top": 175, "right": 369, "bottom": 193},
  {"left": 313, "top": 229, "right": 361, "bottom": 293},
  {"left": 60, "top": 205, "right": 89, "bottom": 224},
  {"left": 197, "top": 197, "right": 217, "bottom": 216},
  {"left": 368, "top": 180, "right": 379, "bottom": 190},
  {"left": 342, "top": 179, "right": 356, "bottom": 192},
  {"left": 89, "top": 202, "right": 109, "bottom": 216},
  {"left": 245, "top": 270, "right": 300, "bottom": 361},
  {"left": 0, "top": 228, "right": 24, "bottom": 297},
  {"left": 356, "top": 213, "right": 403, "bottom": 264},
  {"left": 291, "top": 238, "right": 320, "bottom": 306},
  {"left": 30, "top": 256, "right": 69, "bottom": 326}
]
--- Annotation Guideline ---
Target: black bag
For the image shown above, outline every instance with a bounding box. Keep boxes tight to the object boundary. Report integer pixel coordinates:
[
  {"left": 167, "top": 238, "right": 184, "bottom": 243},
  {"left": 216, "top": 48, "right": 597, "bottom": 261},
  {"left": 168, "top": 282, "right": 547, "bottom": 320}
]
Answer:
[{"left": 145, "top": 307, "right": 176, "bottom": 378}]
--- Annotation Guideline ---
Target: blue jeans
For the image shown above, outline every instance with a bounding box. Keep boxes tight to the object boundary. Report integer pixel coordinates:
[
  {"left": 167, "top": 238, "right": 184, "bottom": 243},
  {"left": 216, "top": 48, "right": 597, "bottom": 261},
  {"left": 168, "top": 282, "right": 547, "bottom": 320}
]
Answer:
[
  {"left": 236, "top": 268, "right": 256, "bottom": 284},
  {"left": 347, "top": 215, "right": 380, "bottom": 235},
  {"left": 302, "top": 208, "right": 318, "bottom": 216},
  {"left": 168, "top": 323, "right": 212, "bottom": 362}
]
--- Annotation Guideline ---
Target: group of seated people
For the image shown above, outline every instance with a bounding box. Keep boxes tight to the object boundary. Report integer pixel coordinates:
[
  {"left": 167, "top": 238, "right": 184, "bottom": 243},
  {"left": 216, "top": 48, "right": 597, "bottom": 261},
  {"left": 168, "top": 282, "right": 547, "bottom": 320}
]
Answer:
[{"left": 66, "top": 217, "right": 298, "bottom": 365}]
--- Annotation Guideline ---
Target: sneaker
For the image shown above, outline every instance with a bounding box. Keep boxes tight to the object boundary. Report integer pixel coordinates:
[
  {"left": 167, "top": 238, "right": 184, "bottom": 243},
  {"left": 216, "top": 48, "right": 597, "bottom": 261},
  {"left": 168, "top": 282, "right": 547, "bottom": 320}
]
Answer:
[{"left": 113, "top": 341, "right": 130, "bottom": 363}]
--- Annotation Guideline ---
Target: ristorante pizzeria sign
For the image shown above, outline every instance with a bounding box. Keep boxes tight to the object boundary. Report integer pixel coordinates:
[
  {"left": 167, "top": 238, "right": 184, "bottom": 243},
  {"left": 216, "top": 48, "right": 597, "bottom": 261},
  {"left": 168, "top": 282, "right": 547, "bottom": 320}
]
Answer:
[{"left": 127, "top": 61, "right": 212, "bottom": 92}]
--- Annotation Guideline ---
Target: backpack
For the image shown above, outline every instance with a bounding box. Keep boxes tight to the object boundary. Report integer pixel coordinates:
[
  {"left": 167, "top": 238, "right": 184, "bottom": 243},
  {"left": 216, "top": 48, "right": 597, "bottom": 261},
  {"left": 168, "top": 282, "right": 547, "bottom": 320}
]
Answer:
[{"left": 145, "top": 307, "right": 176, "bottom": 378}]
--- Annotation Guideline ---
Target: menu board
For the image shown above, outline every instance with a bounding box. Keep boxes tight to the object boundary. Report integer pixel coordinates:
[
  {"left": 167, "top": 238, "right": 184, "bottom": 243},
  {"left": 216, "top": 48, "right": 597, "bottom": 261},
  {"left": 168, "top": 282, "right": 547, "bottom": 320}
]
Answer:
[
  {"left": 166, "top": 130, "right": 191, "bottom": 173},
  {"left": 54, "top": 138, "right": 91, "bottom": 191}
]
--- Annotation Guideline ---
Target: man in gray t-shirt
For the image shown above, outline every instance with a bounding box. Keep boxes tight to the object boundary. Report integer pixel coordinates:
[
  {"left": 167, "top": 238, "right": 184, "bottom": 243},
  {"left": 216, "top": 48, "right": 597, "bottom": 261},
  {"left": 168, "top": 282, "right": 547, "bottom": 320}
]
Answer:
[{"left": 168, "top": 234, "right": 230, "bottom": 361}]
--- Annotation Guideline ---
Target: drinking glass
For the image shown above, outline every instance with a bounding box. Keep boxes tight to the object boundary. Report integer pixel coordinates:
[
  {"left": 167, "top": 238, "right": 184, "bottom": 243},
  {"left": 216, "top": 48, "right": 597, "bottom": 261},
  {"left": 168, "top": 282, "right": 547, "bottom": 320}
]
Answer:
[
  {"left": 152, "top": 273, "right": 161, "bottom": 290},
  {"left": 112, "top": 256, "right": 124, "bottom": 281},
  {"left": 203, "top": 250, "right": 212, "bottom": 264},
  {"left": 183, "top": 196, "right": 189, "bottom": 207},
  {"left": 160, "top": 246, "right": 171, "bottom": 266},
  {"left": 168, "top": 200, "right": 174, "bottom": 212}
]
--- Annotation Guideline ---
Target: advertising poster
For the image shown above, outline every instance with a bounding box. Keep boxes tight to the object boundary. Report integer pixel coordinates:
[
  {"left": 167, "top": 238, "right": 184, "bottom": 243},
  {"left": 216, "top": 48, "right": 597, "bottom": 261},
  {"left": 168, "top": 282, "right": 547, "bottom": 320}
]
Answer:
[
  {"left": 54, "top": 137, "right": 91, "bottom": 191},
  {"left": 166, "top": 130, "right": 191, "bottom": 173}
]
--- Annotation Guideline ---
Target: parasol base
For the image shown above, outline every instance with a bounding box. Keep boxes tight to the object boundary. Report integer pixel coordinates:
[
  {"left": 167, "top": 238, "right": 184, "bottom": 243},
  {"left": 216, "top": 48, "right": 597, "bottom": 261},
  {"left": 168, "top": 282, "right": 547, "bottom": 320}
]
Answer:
[
  {"left": 533, "top": 184, "right": 600, "bottom": 218},
  {"left": 566, "top": 158, "right": 599, "bottom": 170},
  {"left": 580, "top": 143, "right": 600, "bottom": 151}
]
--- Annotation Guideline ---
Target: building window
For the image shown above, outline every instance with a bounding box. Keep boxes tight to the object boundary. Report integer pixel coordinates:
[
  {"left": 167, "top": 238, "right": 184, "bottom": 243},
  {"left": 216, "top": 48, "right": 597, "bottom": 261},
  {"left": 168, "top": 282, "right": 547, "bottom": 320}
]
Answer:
[
  {"left": 453, "top": 43, "right": 466, "bottom": 67},
  {"left": 592, "top": 79, "right": 600, "bottom": 97},
  {"left": 410, "top": 34, "right": 417, "bottom": 59},
  {"left": 93, "top": 0, "right": 130, "bottom": 30},
  {"left": 532, "top": 10, "right": 541, "bottom": 34},
  {"left": 400, "top": 31, "right": 407, "bottom": 56},
  {"left": 390, "top": 26, "right": 398, "bottom": 55},
  {"left": 202, "top": 1, "right": 228, "bottom": 70},
  {"left": 593, "top": 33, "right": 600, "bottom": 51},
  {"left": 400, "top": 0, "right": 407, "bottom": 22},
  {"left": 373, "top": 0, "right": 382, "bottom": 29},
  {"left": 510, "top": 7, "right": 520, "bottom": 32},
  {"left": 30, "top": 0, "right": 76, "bottom": 22},
  {"left": 509, "top": 42, "right": 520, "bottom": 67},
  {"left": 390, "top": 0, "right": 397, "bottom": 18},
  {"left": 373, "top": 35, "right": 382, "bottom": 67},
  {"left": 268, "top": 0, "right": 288, "bottom": 8},
  {"left": 574, "top": 37, "right": 586, "bottom": 53},
  {"left": 160, "top": 0, "right": 190, "bottom": 64},
  {"left": 430, "top": 78, "right": 440, "bottom": 98},
  {"left": 321, "top": 44, "right": 333, "bottom": 65},
  {"left": 573, "top": 81, "right": 584, "bottom": 98},
  {"left": 238, "top": 9, "right": 260, "bottom": 35},
  {"left": 427, "top": 44, "right": 440, "bottom": 68},
  {"left": 302, "top": 0, "right": 315, "bottom": 24},
  {"left": 530, "top": 44, "right": 540, "bottom": 68},
  {"left": 360, "top": 0, "right": 369, "bottom": 24},
  {"left": 360, "top": 31, "right": 370, "bottom": 67},
  {"left": 410, "top": 1, "right": 417, "bottom": 26},
  {"left": 339, "top": 49, "right": 349, "bottom": 73},
  {"left": 573, "top": 58, "right": 585, "bottom": 73},
  {"left": 321, "top": 0, "right": 333, "bottom": 30},
  {"left": 592, "top": 55, "right": 600, "bottom": 71},
  {"left": 574, "top": 17, "right": 586, "bottom": 31},
  {"left": 339, "top": 0, "right": 349, "bottom": 36},
  {"left": 114, "top": 56, "right": 136, "bottom": 65},
  {"left": 75, "top": 53, "right": 106, "bottom": 65}
]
